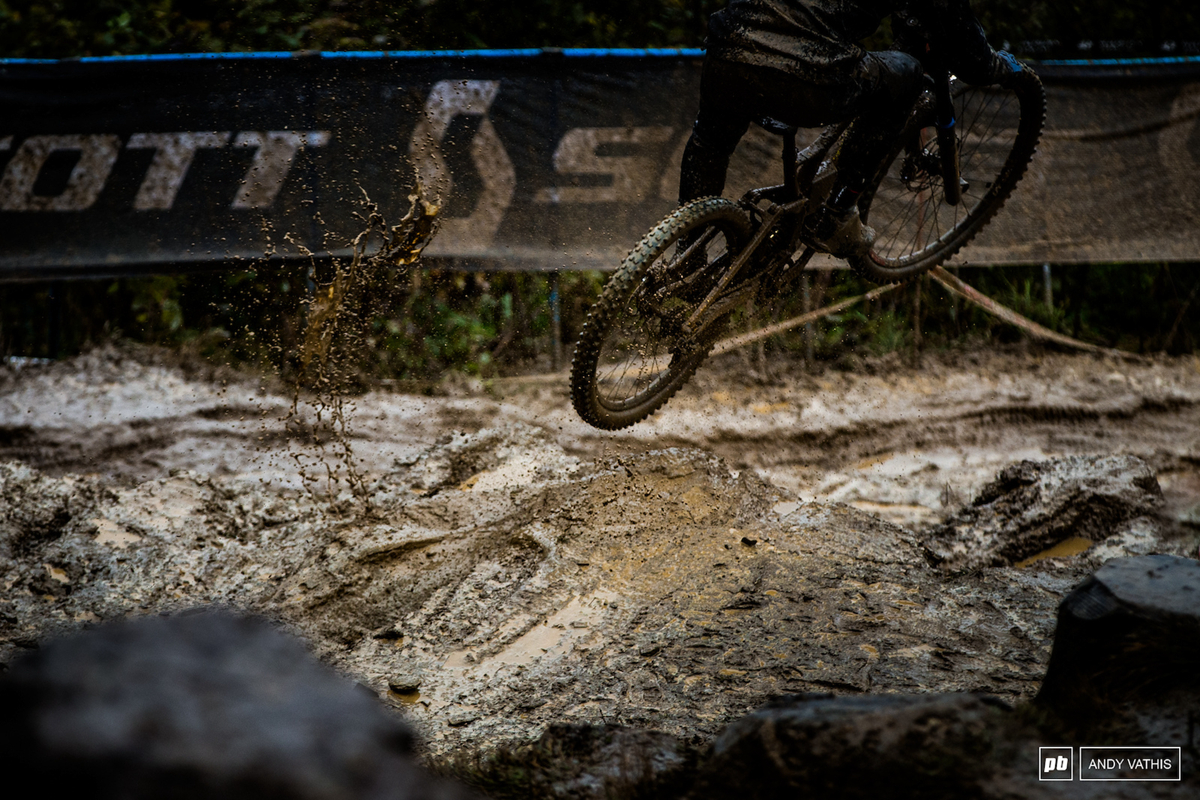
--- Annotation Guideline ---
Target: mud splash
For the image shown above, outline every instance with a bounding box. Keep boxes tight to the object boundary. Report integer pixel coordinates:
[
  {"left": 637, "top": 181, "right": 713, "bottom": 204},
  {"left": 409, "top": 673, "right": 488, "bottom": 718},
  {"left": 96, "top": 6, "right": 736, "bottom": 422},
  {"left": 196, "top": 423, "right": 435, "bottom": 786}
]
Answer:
[{"left": 284, "top": 185, "right": 439, "bottom": 509}]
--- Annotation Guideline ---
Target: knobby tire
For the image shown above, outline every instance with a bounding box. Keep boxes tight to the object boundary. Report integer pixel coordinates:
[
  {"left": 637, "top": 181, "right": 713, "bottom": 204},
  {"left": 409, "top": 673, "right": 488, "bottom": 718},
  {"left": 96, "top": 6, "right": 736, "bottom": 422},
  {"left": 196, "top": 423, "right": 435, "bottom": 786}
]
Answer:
[
  {"left": 570, "top": 198, "right": 754, "bottom": 430},
  {"left": 848, "top": 68, "right": 1047, "bottom": 284}
]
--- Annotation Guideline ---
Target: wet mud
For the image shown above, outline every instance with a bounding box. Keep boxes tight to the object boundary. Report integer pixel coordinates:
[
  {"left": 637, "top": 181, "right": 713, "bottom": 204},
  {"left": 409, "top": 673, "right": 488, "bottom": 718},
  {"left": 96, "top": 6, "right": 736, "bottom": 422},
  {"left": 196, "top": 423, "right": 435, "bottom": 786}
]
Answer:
[{"left": 1, "top": 343, "right": 1199, "bottom": 757}]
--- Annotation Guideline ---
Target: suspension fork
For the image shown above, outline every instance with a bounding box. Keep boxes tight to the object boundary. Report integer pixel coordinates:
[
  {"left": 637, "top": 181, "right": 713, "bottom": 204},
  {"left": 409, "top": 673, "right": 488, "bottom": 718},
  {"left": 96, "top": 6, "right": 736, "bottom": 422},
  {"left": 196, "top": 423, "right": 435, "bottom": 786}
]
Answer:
[{"left": 932, "top": 66, "right": 962, "bottom": 206}]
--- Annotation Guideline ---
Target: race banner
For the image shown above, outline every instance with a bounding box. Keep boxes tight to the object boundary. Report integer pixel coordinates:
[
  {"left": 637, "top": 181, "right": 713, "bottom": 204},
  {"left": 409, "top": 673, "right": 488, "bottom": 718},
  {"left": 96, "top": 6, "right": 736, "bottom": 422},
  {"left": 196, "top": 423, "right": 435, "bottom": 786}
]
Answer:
[{"left": 2, "top": 50, "right": 1200, "bottom": 279}]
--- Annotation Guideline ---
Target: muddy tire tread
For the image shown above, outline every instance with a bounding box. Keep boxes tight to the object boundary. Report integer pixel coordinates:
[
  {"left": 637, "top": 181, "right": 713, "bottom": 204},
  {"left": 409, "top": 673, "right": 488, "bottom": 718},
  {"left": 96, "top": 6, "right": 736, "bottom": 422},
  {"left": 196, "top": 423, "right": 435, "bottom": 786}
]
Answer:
[
  {"left": 570, "top": 197, "right": 753, "bottom": 430},
  {"left": 847, "top": 68, "right": 1047, "bottom": 284}
]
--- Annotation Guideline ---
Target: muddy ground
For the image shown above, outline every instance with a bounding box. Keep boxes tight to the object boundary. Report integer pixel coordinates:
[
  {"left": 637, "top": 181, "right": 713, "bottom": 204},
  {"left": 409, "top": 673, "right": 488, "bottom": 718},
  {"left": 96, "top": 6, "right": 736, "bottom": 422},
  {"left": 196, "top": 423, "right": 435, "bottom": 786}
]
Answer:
[
  {"left": 1, "top": 342, "right": 1199, "bottom": 757},
  {"left": 7, "top": 342, "right": 1200, "bottom": 529}
]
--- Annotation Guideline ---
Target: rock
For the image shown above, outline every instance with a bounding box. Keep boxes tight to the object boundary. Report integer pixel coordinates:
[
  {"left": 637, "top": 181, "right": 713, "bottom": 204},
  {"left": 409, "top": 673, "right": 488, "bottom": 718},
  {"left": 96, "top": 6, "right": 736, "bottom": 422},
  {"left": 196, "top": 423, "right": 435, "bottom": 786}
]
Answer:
[
  {"left": 447, "top": 690, "right": 1200, "bottom": 799},
  {"left": 924, "top": 456, "right": 1163, "bottom": 570},
  {"left": 688, "top": 693, "right": 1017, "bottom": 800},
  {"left": 456, "top": 724, "right": 695, "bottom": 800},
  {"left": 1037, "top": 554, "right": 1200, "bottom": 718},
  {"left": 0, "top": 610, "right": 475, "bottom": 800},
  {"left": 389, "top": 673, "right": 423, "bottom": 694},
  {"left": 448, "top": 708, "right": 482, "bottom": 727}
]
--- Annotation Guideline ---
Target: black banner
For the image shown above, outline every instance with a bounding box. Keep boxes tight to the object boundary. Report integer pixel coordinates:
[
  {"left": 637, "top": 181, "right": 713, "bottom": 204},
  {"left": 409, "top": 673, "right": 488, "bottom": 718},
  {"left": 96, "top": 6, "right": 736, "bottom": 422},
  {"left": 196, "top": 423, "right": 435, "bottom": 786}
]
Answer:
[{"left": 2, "top": 50, "right": 1200, "bottom": 280}]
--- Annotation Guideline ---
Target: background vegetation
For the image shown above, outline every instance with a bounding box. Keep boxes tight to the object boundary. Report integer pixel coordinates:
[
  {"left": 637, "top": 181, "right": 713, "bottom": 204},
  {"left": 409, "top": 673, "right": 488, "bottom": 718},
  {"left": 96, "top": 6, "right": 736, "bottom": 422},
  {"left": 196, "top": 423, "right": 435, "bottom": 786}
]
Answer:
[
  {"left": 2, "top": 1, "right": 1200, "bottom": 377},
  {"left": 6, "top": 260, "right": 1199, "bottom": 381},
  {"left": 3, "top": 0, "right": 1200, "bottom": 58}
]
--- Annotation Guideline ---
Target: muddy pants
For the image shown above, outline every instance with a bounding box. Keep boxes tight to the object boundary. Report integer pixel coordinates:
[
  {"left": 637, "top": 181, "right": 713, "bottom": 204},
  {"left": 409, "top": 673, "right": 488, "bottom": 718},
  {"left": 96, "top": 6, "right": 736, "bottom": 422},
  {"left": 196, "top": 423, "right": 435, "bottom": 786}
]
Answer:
[{"left": 678, "top": 50, "right": 924, "bottom": 205}]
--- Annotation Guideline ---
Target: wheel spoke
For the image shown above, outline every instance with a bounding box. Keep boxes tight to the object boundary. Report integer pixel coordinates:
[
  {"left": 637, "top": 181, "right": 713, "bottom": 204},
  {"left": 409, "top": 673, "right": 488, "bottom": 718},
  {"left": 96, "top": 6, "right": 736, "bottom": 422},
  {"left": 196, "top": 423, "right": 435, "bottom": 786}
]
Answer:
[{"left": 856, "top": 78, "right": 1040, "bottom": 277}]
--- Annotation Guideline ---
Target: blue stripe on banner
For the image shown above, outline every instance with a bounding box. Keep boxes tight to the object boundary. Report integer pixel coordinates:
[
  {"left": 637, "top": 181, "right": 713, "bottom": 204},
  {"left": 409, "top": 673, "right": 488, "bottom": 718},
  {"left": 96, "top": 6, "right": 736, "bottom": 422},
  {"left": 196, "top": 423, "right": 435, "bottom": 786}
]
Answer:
[
  {"left": 7, "top": 48, "right": 1197, "bottom": 67},
  {"left": 1040, "top": 54, "right": 1200, "bottom": 66},
  {"left": 78, "top": 52, "right": 296, "bottom": 62},
  {"left": 0, "top": 47, "right": 706, "bottom": 65},
  {"left": 560, "top": 48, "right": 706, "bottom": 58},
  {"left": 321, "top": 49, "right": 544, "bottom": 59}
]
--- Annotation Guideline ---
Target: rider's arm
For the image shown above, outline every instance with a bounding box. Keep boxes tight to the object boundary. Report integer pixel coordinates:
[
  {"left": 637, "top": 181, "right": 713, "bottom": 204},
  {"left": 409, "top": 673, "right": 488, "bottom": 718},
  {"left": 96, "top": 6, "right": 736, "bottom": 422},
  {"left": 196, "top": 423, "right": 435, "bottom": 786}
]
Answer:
[{"left": 893, "top": 0, "right": 1019, "bottom": 86}]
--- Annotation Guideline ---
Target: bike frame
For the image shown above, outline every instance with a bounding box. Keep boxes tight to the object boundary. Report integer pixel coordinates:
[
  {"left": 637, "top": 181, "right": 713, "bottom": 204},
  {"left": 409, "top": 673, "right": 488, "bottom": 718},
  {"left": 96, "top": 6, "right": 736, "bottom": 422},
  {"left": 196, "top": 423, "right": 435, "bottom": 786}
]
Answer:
[{"left": 677, "top": 66, "right": 957, "bottom": 339}]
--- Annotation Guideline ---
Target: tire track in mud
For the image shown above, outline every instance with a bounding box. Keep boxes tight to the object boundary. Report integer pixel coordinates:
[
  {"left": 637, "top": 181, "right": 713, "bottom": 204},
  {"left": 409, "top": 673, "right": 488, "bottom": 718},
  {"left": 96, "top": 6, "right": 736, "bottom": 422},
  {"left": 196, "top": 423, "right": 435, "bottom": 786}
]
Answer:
[
  {"left": 505, "top": 352, "right": 1200, "bottom": 530},
  {"left": 681, "top": 398, "right": 1200, "bottom": 471}
]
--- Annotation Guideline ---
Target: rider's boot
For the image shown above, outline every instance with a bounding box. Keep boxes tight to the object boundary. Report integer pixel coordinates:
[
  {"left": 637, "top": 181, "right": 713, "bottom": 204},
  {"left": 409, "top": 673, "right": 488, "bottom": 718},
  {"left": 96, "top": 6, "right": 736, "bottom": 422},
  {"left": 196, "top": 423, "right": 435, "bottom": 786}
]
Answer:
[{"left": 812, "top": 187, "right": 876, "bottom": 258}]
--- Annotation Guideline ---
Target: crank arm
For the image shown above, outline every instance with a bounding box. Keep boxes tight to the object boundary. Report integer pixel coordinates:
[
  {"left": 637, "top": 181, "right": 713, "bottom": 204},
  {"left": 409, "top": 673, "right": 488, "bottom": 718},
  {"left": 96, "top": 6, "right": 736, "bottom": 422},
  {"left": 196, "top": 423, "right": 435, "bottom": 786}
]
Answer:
[{"left": 764, "top": 246, "right": 817, "bottom": 297}]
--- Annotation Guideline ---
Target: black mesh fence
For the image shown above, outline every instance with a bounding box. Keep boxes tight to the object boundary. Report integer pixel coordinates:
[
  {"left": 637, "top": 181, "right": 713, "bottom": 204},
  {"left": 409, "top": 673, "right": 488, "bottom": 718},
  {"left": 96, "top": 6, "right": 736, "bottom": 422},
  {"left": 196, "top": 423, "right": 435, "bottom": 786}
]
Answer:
[{"left": 2, "top": 50, "right": 1199, "bottom": 280}]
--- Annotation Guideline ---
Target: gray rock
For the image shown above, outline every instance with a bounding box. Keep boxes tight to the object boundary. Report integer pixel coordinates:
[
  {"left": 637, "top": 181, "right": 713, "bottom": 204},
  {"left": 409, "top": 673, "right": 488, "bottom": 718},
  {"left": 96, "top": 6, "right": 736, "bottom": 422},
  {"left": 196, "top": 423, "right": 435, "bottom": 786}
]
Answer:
[
  {"left": 688, "top": 693, "right": 1017, "bottom": 800},
  {"left": 925, "top": 455, "right": 1163, "bottom": 571},
  {"left": 389, "top": 673, "right": 423, "bottom": 694},
  {"left": 0, "top": 610, "right": 475, "bottom": 800},
  {"left": 456, "top": 724, "right": 695, "bottom": 800},
  {"left": 1037, "top": 554, "right": 1200, "bottom": 717},
  {"left": 448, "top": 708, "right": 482, "bottom": 727}
]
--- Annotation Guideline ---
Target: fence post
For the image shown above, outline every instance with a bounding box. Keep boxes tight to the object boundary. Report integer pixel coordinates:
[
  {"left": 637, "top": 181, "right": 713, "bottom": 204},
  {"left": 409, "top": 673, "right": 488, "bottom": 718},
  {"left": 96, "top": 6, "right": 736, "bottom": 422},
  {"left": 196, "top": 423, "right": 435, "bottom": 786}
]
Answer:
[
  {"left": 801, "top": 274, "right": 814, "bottom": 368},
  {"left": 912, "top": 276, "right": 923, "bottom": 358},
  {"left": 550, "top": 270, "right": 562, "bottom": 371},
  {"left": 48, "top": 281, "right": 63, "bottom": 358}
]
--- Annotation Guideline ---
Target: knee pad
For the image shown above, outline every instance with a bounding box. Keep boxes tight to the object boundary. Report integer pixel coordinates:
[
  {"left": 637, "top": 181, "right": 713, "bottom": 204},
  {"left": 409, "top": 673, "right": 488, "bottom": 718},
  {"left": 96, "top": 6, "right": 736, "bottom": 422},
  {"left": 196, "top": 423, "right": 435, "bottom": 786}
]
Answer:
[{"left": 873, "top": 51, "right": 924, "bottom": 100}]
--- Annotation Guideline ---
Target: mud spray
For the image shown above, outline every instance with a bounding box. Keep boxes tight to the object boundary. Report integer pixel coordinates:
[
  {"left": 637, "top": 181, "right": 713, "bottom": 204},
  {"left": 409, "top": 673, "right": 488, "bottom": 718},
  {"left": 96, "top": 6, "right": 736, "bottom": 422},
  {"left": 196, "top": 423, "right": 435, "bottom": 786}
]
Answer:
[{"left": 281, "top": 182, "right": 439, "bottom": 512}]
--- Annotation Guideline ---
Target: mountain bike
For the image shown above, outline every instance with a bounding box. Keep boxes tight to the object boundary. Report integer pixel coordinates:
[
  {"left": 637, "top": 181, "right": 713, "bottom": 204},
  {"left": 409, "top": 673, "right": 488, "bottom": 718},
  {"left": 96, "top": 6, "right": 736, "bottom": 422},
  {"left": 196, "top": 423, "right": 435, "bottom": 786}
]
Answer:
[{"left": 570, "top": 60, "right": 1045, "bottom": 431}]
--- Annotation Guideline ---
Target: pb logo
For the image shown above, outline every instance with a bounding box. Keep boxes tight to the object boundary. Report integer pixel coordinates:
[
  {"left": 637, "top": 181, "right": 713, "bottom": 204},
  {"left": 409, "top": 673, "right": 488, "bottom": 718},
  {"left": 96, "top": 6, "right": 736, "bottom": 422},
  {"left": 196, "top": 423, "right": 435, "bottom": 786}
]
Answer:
[{"left": 1039, "top": 747, "right": 1074, "bottom": 781}]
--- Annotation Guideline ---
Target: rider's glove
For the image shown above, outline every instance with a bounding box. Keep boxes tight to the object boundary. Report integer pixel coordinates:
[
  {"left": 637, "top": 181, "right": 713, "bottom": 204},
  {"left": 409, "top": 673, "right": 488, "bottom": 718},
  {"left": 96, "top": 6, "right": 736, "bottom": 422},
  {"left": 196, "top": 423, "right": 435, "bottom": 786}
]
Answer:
[{"left": 993, "top": 50, "right": 1024, "bottom": 87}]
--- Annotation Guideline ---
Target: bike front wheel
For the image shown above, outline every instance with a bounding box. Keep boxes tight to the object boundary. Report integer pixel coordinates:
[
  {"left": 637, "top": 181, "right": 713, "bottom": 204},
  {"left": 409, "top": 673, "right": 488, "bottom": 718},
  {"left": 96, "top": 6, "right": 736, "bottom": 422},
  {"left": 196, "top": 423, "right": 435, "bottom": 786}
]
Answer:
[
  {"left": 848, "top": 68, "right": 1046, "bottom": 283},
  {"left": 570, "top": 197, "right": 754, "bottom": 430}
]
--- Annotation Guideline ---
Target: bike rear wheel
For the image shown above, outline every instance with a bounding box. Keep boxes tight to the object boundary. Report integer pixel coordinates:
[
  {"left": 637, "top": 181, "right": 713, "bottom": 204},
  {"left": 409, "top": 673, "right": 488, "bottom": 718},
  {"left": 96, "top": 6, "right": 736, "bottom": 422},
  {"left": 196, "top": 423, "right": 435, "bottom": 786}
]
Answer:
[
  {"left": 848, "top": 69, "right": 1046, "bottom": 283},
  {"left": 570, "top": 197, "right": 753, "bottom": 430}
]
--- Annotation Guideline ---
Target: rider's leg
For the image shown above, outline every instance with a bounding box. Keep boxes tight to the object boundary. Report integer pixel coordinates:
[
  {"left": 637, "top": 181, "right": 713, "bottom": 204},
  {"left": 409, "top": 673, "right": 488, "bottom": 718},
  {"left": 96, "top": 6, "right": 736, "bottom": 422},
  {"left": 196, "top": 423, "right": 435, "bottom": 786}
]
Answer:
[
  {"left": 679, "top": 58, "right": 861, "bottom": 206},
  {"left": 681, "top": 53, "right": 920, "bottom": 205},
  {"left": 813, "top": 51, "right": 923, "bottom": 255},
  {"left": 679, "top": 53, "right": 921, "bottom": 257},
  {"left": 679, "top": 127, "right": 741, "bottom": 205},
  {"left": 679, "top": 61, "right": 752, "bottom": 205},
  {"left": 828, "top": 51, "right": 925, "bottom": 205}
]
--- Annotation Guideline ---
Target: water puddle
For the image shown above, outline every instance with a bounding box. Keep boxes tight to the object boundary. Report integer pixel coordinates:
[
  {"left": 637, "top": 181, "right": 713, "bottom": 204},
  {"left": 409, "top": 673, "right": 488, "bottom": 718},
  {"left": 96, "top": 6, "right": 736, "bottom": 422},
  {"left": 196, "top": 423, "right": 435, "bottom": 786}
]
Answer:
[
  {"left": 444, "top": 590, "right": 620, "bottom": 672},
  {"left": 1015, "top": 536, "right": 1094, "bottom": 568},
  {"left": 389, "top": 690, "right": 422, "bottom": 706}
]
